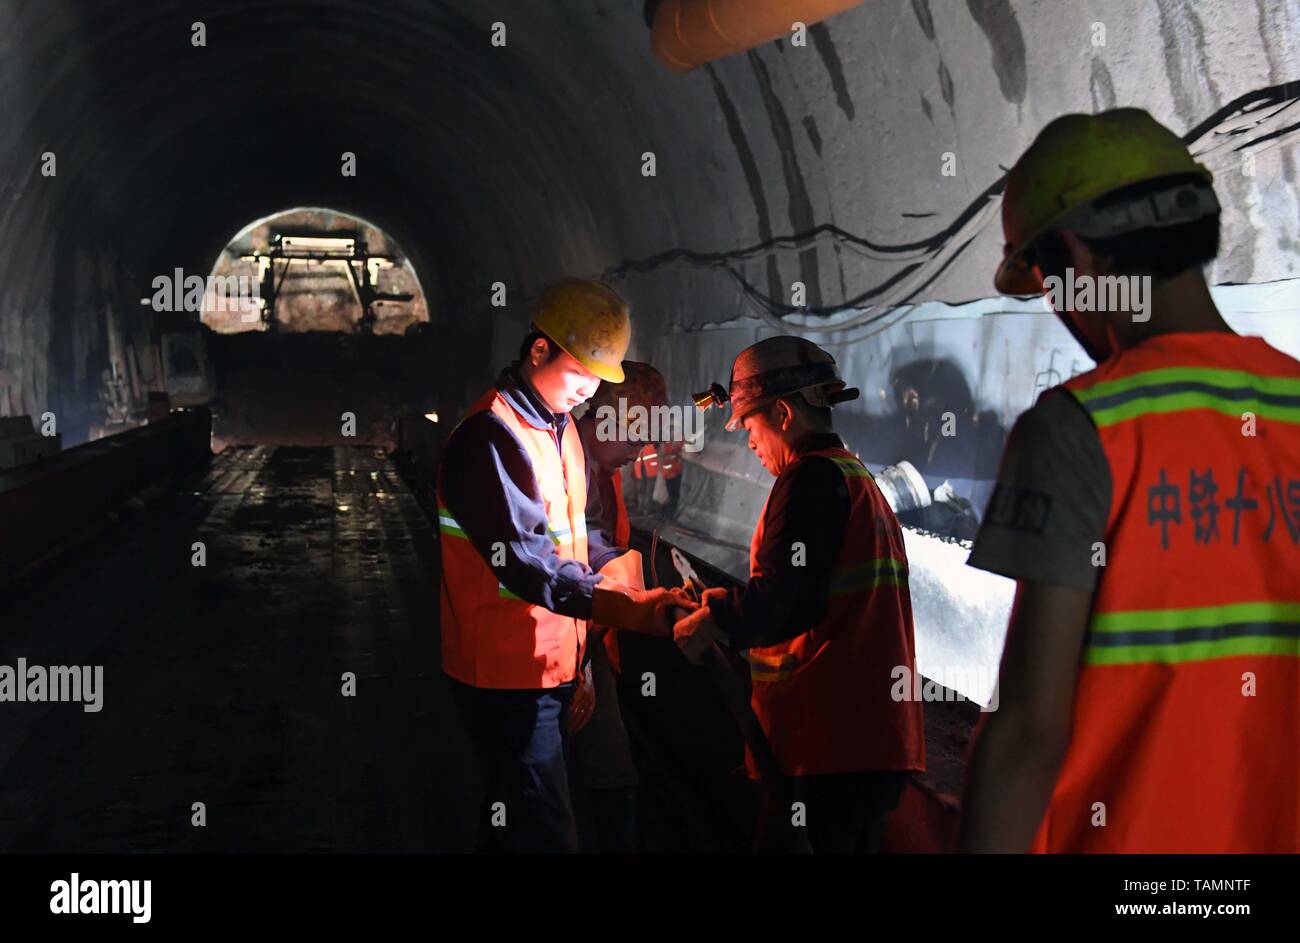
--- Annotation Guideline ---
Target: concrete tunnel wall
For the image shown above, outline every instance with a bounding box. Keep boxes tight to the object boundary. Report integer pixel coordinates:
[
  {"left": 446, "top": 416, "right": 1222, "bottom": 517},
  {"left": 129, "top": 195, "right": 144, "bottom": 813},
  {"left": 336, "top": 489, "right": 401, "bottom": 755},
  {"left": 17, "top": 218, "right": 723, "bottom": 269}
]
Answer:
[{"left": 1, "top": 1, "right": 1298, "bottom": 689}]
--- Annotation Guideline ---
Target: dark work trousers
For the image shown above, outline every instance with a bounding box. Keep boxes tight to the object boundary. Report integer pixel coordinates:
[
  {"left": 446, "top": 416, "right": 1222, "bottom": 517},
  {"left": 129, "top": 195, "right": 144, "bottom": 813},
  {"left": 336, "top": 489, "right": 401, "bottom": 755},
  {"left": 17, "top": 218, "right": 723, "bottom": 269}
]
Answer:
[
  {"left": 447, "top": 676, "right": 579, "bottom": 853},
  {"left": 569, "top": 639, "right": 640, "bottom": 854},
  {"left": 754, "top": 770, "right": 910, "bottom": 853}
]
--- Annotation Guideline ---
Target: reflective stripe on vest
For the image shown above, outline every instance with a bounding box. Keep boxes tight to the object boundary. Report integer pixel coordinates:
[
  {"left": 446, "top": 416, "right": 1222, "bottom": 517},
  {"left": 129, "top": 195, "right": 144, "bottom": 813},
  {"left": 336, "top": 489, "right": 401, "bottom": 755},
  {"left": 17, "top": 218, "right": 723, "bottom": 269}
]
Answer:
[
  {"left": 440, "top": 505, "right": 587, "bottom": 596},
  {"left": 438, "top": 507, "right": 467, "bottom": 539},
  {"left": 747, "top": 559, "right": 911, "bottom": 681},
  {"left": 829, "top": 557, "right": 909, "bottom": 597},
  {"left": 826, "top": 455, "right": 875, "bottom": 479},
  {"left": 547, "top": 513, "right": 587, "bottom": 546},
  {"left": 1072, "top": 366, "right": 1300, "bottom": 427},
  {"left": 439, "top": 507, "right": 546, "bottom": 603},
  {"left": 1037, "top": 334, "right": 1300, "bottom": 852},
  {"left": 741, "top": 447, "right": 925, "bottom": 777},
  {"left": 746, "top": 642, "right": 797, "bottom": 681},
  {"left": 1085, "top": 600, "right": 1300, "bottom": 666}
]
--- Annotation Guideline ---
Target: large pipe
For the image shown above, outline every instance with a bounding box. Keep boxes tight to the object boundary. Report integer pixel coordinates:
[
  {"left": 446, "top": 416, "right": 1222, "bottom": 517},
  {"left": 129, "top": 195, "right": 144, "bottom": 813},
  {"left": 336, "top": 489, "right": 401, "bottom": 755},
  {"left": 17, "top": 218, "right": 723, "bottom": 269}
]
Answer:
[{"left": 651, "top": 0, "right": 862, "bottom": 73}]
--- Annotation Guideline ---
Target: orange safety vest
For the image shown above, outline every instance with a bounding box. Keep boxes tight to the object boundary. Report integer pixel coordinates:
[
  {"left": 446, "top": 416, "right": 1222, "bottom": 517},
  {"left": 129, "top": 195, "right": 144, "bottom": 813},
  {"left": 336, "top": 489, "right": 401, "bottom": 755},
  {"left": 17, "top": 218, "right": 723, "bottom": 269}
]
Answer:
[
  {"left": 631, "top": 444, "right": 659, "bottom": 479},
  {"left": 743, "top": 447, "right": 926, "bottom": 778},
  {"left": 659, "top": 442, "right": 684, "bottom": 480},
  {"left": 438, "top": 387, "right": 590, "bottom": 689},
  {"left": 1033, "top": 333, "right": 1300, "bottom": 852}
]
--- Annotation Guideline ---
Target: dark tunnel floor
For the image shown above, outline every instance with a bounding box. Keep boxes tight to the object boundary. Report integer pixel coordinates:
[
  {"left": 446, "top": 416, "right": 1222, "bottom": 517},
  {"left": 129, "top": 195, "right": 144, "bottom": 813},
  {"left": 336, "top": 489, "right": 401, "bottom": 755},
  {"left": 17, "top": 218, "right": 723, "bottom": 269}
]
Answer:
[{"left": 0, "top": 446, "right": 477, "bottom": 852}]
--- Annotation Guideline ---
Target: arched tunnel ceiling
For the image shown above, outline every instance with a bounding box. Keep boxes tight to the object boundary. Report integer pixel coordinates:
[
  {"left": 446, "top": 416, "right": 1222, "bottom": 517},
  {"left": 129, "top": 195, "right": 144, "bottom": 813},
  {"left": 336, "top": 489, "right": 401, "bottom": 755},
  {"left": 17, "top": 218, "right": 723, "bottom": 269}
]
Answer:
[{"left": 2, "top": 0, "right": 1299, "bottom": 426}]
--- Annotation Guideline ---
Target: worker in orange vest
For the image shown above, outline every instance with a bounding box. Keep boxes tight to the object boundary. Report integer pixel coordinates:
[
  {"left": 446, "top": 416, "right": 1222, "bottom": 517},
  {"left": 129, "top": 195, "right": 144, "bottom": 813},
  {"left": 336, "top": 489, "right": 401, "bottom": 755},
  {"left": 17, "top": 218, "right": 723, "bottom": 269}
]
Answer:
[
  {"left": 673, "top": 337, "right": 926, "bottom": 852},
  {"left": 961, "top": 109, "right": 1300, "bottom": 852},
  {"left": 438, "top": 280, "right": 694, "bottom": 853},
  {"left": 630, "top": 438, "right": 684, "bottom": 518},
  {"left": 578, "top": 361, "right": 673, "bottom": 669},
  {"left": 630, "top": 443, "right": 658, "bottom": 514},
  {"left": 571, "top": 360, "right": 671, "bottom": 852}
]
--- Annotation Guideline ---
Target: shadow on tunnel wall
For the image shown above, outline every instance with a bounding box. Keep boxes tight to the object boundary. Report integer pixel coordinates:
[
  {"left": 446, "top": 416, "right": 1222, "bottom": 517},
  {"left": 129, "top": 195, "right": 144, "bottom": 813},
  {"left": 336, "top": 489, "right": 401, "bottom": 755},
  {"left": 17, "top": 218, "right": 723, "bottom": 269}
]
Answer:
[
  {"left": 868, "top": 359, "right": 1008, "bottom": 480},
  {"left": 845, "top": 357, "right": 1010, "bottom": 540}
]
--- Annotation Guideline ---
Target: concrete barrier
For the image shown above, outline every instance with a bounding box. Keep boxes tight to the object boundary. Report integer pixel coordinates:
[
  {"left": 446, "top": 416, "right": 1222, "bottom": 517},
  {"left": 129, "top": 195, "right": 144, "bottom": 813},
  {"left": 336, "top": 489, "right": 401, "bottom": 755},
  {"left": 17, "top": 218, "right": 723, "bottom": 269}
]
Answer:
[{"left": 0, "top": 409, "right": 211, "bottom": 580}]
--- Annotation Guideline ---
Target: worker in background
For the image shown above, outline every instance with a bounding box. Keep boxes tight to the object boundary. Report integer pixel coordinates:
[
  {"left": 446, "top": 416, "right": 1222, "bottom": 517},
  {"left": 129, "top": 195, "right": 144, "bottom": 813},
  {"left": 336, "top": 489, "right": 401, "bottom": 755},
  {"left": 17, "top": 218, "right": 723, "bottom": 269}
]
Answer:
[
  {"left": 570, "top": 360, "right": 673, "bottom": 853},
  {"left": 657, "top": 437, "right": 684, "bottom": 520},
  {"left": 673, "top": 337, "right": 926, "bottom": 853},
  {"left": 630, "top": 443, "right": 658, "bottom": 514},
  {"left": 631, "top": 438, "right": 683, "bottom": 519},
  {"left": 438, "top": 279, "right": 694, "bottom": 853},
  {"left": 961, "top": 108, "right": 1300, "bottom": 852}
]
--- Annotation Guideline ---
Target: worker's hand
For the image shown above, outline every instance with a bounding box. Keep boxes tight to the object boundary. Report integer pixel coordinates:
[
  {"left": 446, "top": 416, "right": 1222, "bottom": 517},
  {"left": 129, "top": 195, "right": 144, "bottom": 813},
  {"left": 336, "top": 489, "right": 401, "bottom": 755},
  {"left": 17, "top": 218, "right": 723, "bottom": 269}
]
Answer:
[
  {"left": 568, "top": 661, "right": 595, "bottom": 734},
  {"left": 591, "top": 579, "right": 628, "bottom": 630},
  {"left": 699, "top": 586, "right": 728, "bottom": 605},
  {"left": 635, "top": 586, "right": 700, "bottom": 636},
  {"left": 673, "top": 604, "right": 723, "bottom": 665},
  {"left": 660, "top": 585, "right": 701, "bottom": 611},
  {"left": 592, "top": 586, "right": 696, "bottom": 636}
]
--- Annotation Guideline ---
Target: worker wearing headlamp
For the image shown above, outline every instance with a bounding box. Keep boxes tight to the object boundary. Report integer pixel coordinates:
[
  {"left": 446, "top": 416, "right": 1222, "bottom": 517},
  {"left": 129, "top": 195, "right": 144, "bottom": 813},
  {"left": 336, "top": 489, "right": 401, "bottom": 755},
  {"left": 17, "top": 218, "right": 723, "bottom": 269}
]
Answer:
[{"left": 674, "top": 336, "right": 925, "bottom": 853}]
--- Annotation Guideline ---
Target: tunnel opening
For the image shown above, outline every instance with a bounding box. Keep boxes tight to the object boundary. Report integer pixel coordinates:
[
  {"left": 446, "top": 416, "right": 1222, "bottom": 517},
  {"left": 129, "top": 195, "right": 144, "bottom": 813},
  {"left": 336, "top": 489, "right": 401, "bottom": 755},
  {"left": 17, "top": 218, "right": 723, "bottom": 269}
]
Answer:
[
  {"left": 188, "top": 208, "right": 439, "bottom": 451},
  {"left": 202, "top": 207, "right": 431, "bottom": 336}
]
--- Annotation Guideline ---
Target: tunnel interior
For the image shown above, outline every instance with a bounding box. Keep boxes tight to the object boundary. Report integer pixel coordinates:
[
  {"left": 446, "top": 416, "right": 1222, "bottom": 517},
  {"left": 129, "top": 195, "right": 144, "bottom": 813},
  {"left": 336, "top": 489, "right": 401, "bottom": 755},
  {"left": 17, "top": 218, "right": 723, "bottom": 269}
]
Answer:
[{"left": 1, "top": 0, "right": 1299, "bottom": 855}]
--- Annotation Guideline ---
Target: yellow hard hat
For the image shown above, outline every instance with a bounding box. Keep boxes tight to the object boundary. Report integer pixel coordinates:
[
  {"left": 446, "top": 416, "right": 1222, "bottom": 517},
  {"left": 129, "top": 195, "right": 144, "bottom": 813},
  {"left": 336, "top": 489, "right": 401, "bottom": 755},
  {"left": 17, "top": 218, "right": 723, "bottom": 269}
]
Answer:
[
  {"left": 723, "top": 336, "right": 858, "bottom": 432},
  {"left": 995, "top": 108, "right": 1216, "bottom": 295},
  {"left": 530, "top": 279, "right": 632, "bottom": 383}
]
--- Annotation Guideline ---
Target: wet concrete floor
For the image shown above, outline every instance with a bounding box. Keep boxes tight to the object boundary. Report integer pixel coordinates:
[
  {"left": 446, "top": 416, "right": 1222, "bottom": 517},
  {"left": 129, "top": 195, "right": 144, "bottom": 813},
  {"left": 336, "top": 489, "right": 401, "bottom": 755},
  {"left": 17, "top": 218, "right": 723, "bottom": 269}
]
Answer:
[{"left": 0, "top": 446, "right": 477, "bottom": 852}]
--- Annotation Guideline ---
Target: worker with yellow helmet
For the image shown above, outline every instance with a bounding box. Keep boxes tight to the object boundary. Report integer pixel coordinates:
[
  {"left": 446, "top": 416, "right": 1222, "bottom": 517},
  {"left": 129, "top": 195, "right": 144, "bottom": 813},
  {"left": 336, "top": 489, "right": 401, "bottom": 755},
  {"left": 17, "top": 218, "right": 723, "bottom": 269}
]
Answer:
[
  {"left": 962, "top": 109, "right": 1300, "bottom": 852},
  {"left": 438, "top": 278, "right": 694, "bottom": 853}
]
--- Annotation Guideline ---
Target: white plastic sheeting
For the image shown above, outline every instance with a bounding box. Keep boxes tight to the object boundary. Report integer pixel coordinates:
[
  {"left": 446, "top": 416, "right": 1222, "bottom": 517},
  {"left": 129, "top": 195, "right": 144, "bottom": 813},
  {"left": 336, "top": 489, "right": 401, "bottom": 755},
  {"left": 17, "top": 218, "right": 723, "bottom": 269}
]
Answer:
[{"left": 904, "top": 529, "right": 1010, "bottom": 707}]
